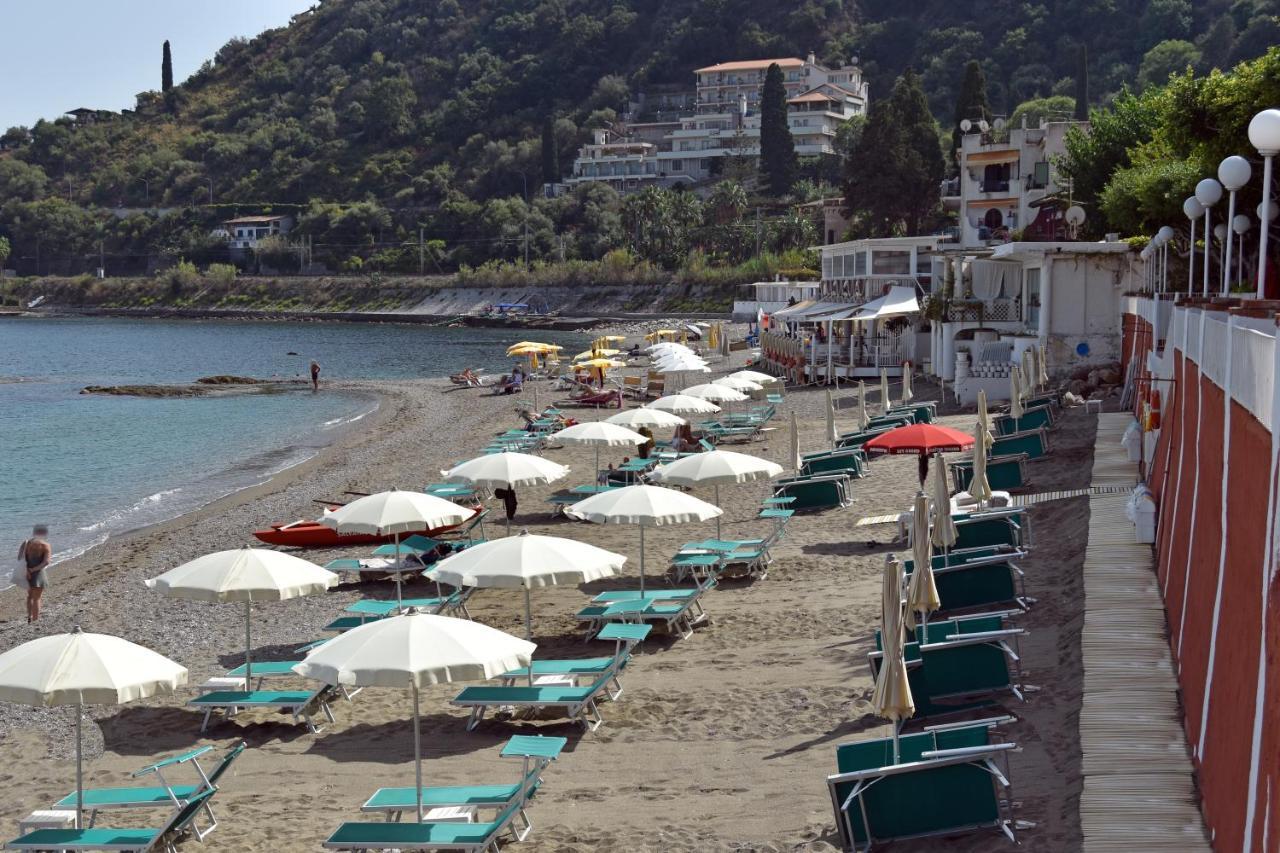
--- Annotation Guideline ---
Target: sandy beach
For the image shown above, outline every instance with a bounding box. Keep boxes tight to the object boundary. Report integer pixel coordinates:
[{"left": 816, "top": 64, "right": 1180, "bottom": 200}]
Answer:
[{"left": 0, "top": 347, "right": 1099, "bottom": 851}]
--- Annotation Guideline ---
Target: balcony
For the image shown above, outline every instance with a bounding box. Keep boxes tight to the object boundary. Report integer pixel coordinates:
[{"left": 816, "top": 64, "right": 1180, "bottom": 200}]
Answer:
[
  {"left": 941, "top": 177, "right": 960, "bottom": 199},
  {"left": 979, "top": 180, "right": 1010, "bottom": 194}
]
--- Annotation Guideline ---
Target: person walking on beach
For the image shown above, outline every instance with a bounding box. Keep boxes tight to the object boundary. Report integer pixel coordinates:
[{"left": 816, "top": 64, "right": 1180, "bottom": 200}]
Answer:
[
  {"left": 17, "top": 525, "right": 50, "bottom": 623},
  {"left": 310, "top": 360, "right": 321, "bottom": 392}
]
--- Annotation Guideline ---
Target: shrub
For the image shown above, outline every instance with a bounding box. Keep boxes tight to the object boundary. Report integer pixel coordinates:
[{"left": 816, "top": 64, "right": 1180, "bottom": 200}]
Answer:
[
  {"left": 160, "top": 259, "right": 200, "bottom": 295},
  {"left": 205, "top": 263, "right": 237, "bottom": 285}
]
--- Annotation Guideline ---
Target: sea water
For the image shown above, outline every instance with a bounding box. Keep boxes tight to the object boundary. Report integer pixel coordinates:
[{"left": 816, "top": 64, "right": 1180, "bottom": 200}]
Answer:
[{"left": 0, "top": 316, "right": 587, "bottom": 566}]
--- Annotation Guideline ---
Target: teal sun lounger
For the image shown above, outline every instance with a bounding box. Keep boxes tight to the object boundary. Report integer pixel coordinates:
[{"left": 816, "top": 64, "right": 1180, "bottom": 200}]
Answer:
[{"left": 7, "top": 789, "right": 216, "bottom": 853}]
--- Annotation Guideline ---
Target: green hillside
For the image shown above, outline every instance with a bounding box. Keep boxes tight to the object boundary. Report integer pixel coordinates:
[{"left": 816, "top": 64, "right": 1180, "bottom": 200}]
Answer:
[{"left": 1, "top": 0, "right": 1276, "bottom": 275}]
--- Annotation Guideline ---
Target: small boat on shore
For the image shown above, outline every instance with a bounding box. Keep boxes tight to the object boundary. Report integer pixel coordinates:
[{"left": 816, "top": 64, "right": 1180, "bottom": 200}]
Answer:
[{"left": 253, "top": 507, "right": 479, "bottom": 548}]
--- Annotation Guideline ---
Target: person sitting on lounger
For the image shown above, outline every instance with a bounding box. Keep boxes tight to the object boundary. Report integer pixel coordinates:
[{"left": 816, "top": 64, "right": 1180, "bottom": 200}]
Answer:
[
  {"left": 636, "top": 426, "right": 655, "bottom": 459},
  {"left": 598, "top": 464, "right": 614, "bottom": 485}
]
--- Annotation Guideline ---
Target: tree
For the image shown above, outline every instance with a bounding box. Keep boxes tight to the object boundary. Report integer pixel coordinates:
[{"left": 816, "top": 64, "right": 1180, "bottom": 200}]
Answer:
[
  {"left": 162, "top": 41, "right": 173, "bottom": 92},
  {"left": 540, "top": 117, "right": 558, "bottom": 185},
  {"left": 758, "top": 63, "right": 798, "bottom": 196},
  {"left": 1197, "top": 16, "right": 1237, "bottom": 72},
  {"left": 843, "top": 71, "right": 944, "bottom": 236},
  {"left": 706, "top": 180, "right": 748, "bottom": 225},
  {"left": 1074, "top": 45, "right": 1089, "bottom": 120},
  {"left": 1138, "top": 40, "right": 1201, "bottom": 90},
  {"left": 1139, "top": 0, "right": 1193, "bottom": 50},
  {"left": 0, "top": 236, "right": 10, "bottom": 271},
  {"left": 1009, "top": 95, "right": 1076, "bottom": 129},
  {"left": 950, "top": 60, "right": 991, "bottom": 162}
]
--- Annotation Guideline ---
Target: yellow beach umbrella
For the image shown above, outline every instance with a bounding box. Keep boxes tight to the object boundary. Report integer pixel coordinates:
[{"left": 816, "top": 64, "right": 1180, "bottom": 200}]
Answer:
[
  {"left": 601, "top": 335, "right": 627, "bottom": 342},
  {"left": 506, "top": 342, "right": 561, "bottom": 356},
  {"left": 873, "top": 554, "right": 914, "bottom": 763},
  {"left": 577, "top": 357, "right": 625, "bottom": 370},
  {"left": 573, "top": 348, "right": 620, "bottom": 361}
]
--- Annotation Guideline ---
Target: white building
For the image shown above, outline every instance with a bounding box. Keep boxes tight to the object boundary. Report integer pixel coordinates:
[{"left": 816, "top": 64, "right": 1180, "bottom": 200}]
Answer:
[
  {"left": 943, "top": 118, "right": 1086, "bottom": 249},
  {"left": 566, "top": 54, "right": 868, "bottom": 193},
  {"left": 731, "top": 279, "right": 821, "bottom": 321},
  {"left": 222, "top": 214, "right": 294, "bottom": 251}
]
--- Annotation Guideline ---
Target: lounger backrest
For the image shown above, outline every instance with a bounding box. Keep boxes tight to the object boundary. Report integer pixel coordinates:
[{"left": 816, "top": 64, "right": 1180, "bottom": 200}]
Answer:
[
  {"left": 206, "top": 742, "right": 247, "bottom": 787},
  {"left": 157, "top": 788, "right": 217, "bottom": 839}
]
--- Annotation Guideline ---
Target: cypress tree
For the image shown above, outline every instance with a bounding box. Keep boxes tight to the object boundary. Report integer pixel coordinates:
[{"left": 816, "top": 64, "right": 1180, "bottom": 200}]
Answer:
[
  {"left": 895, "top": 70, "right": 946, "bottom": 235},
  {"left": 758, "top": 63, "right": 798, "bottom": 196},
  {"left": 950, "top": 60, "right": 991, "bottom": 164},
  {"left": 1074, "top": 45, "right": 1089, "bottom": 120},
  {"left": 541, "top": 117, "right": 558, "bottom": 185},
  {"left": 162, "top": 41, "right": 174, "bottom": 93}
]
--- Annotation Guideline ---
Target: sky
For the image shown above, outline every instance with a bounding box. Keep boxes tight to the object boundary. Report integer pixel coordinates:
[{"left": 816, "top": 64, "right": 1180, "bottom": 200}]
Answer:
[{"left": 0, "top": 0, "right": 315, "bottom": 129}]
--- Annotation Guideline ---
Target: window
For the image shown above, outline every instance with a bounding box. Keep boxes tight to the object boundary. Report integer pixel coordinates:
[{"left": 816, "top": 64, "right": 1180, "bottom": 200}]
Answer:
[
  {"left": 1030, "top": 161, "right": 1050, "bottom": 189},
  {"left": 670, "top": 159, "right": 683, "bottom": 172},
  {"left": 1024, "top": 268, "right": 1041, "bottom": 327},
  {"left": 872, "top": 250, "right": 910, "bottom": 275},
  {"left": 854, "top": 252, "right": 867, "bottom": 276}
]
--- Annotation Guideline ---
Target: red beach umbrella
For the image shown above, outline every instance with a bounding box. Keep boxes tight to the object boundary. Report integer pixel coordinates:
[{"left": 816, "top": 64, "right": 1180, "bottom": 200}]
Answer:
[{"left": 864, "top": 423, "right": 976, "bottom": 455}]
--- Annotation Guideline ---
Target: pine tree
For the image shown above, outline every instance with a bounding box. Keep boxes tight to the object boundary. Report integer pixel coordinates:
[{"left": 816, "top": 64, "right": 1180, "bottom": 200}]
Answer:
[
  {"left": 162, "top": 41, "right": 173, "bottom": 93},
  {"left": 541, "top": 117, "right": 558, "bottom": 185},
  {"left": 950, "top": 60, "right": 991, "bottom": 164},
  {"left": 1074, "top": 45, "right": 1089, "bottom": 121},
  {"left": 758, "top": 63, "right": 798, "bottom": 196}
]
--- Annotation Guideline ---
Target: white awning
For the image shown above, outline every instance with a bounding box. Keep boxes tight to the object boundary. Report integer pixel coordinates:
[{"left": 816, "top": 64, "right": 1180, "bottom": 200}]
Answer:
[
  {"left": 771, "top": 299, "right": 819, "bottom": 318},
  {"left": 850, "top": 286, "right": 920, "bottom": 322}
]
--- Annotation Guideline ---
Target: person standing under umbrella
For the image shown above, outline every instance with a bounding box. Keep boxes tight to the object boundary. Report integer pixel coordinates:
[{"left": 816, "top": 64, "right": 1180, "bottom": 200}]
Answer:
[{"left": 17, "top": 525, "right": 50, "bottom": 623}]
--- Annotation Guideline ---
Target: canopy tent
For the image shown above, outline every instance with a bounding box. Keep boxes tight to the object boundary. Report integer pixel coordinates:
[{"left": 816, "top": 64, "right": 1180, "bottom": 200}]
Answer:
[{"left": 849, "top": 285, "right": 920, "bottom": 322}]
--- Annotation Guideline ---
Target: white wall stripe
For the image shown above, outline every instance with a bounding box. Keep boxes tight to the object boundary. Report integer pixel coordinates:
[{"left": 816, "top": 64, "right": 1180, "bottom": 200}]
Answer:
[{"left": 1176, "top": 316, "right": 1208, "bottom": 680}]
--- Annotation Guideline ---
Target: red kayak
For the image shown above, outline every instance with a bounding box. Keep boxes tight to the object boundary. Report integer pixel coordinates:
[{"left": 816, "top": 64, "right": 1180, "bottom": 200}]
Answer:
[{"left": 253, "top": 507, "right": 479, "bottom": 548}]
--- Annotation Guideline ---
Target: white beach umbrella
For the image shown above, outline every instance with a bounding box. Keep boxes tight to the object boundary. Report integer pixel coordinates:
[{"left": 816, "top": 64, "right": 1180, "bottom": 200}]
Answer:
[
  {"left": 567, "top": 485, "right": 721, "bottom": 593},
  {"left": 930, "top": 453, "right": 958, "bottom": 555},
  {"left": 906, "top": 493, "right": 941, "bottom": 632},
  {"left": 323, "top": 490, "right": 473, "bottom": 606},
  {"left": 147, "top": 548, "right": 338, "bottom": 682},
  {"left": 1038, "top": 345, "right": 1050, "bottom": 388},
  {"left": 0, "top": 629, "right": 187, "bottom": 828},
  {"left": 730, "top": 370, "right": 775, "bottom": 384},
  {"left": 647, "top": 394, "right": 720, "bottom": 416},
  {"left": 605, "top": 407, "right": 687, "bottom": 429},
  {"left": 826, "top": 389, "right": 838, "bottom": 450},
  {"left": 1021, "top": 349, "right": 1034, "bottom": 397},
  {"left": 445, "top": 452, "right": 570, "bottom": 534},
  {"left": 682, "top": 383, "right": 748, "bottom": 403},
  {"left": 1010, "top": 366, "right": 1024, "bottom": 420},
  {"left": 857, "top": 380, "right": 870, "bottom": 431},
  {"left": 714, "top": 375, "right": 763, "bottom": 393},
  {"left": 977, "top": 389, "right": 995, "bottom": 453},
  {"left": 549, "top": 421, "right": 645, "bottom": 482},
  {"left": 294, "top": 613, "right": 534, "bottom": 823},
  {"left": 650, "top": 449, "right": 783, "bottom": 538},
  {"left": 970, "top": 419, "right": 994, "bottom": 509},
  {"left": 872, "top": 556, "right": 913, "bottom": 763},
  {"left": 430, "top": 532, "right": 624, "bottom": 639},
  {"left": 790, "top": 410, "right": 801, "bottom": 472},
  {"left": 880, "top": 368, "right": 891, "bottom": 416}
]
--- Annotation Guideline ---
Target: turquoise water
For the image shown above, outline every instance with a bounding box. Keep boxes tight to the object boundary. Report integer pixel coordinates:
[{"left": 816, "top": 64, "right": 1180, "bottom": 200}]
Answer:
[{"left": 0, "top": 317, "right": 587, "bottom": 564}]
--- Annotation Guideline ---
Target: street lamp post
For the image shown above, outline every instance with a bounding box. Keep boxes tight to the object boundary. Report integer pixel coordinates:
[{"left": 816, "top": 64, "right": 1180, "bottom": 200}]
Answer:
[
  {"left": 1248, "top": 109, "right": 1280, "bottom": 299},
  {"left": 1157, "top": 225, "right": 1174, "bottom": 295},
  {"left": 1196, "top": 178, "right": 1223, "bottom": 296},
  {"left": 1218, "top": 155, "right": 1252, "bottom": 295},
  {"left": 1184, "top": 197, "right": 1203, "bottom": 293},
  {"left": 1234, "top": 214, "right": 1252, "bottom": 289}
]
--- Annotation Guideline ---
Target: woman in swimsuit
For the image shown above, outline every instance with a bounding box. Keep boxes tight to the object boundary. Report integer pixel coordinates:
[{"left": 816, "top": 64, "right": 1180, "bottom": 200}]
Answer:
[{"left": 17, "top": 525, "right": 50, "bottom": 623}]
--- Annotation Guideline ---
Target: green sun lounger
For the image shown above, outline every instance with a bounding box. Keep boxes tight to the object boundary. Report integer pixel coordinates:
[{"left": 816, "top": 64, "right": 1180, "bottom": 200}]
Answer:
[
  {"left": 499, "top": 624, "right": 651, "bottom": 697},
  {"left": 989, "top": 428, "right": 1049, "bottom": 460},
  {"left": 453, "top": 670, "right": 617, "bottom": 732},
  {"left": 360, "top": 735, "right": 567, "bottom": 826},
  {"left": 837, "top": 426, "right": 893, "bottom": 449},
  {"left": 435, "top": 509, "right": 489, "bottom": 543},
  {"left": 952, "top": 509, "right": 1030, "bottom": 550},
  {"left": 188, "top": 687, "right": 337, "bottom": 734},
  {"left": 826, "top": 718, "right": 1020, "bottom": 851},
  {"left": 8, "top": 789, "right": 216, "bottom": 852},
  {"left": 51, "top": 744, "right": 243, "bottom": 837},
  {"left": 993, "top": 404, "right": 1054, "bottom": 434},
  {"left": 888, "top": 402, "right": 937, "bottom": 424},
  {"left": 326, "top": 798, "right": 528, "bottom": 852},
  {"left": 903, "top": 552, "right": 1028, "bottom": 613},
  {"left": 802, "top": 448, "right": 867, "bottom": 478},
  {"left": 577, "top": 588, "right": 705, "bottom": 633},
  {"left": 774, "top": 473, "right": 852, "bottom": 511}
]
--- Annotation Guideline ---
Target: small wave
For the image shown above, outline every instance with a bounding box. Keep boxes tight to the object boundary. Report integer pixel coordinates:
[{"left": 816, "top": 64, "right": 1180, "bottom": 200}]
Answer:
[{"left": 77, "top": 488, "right": 182, "bottom": 532}]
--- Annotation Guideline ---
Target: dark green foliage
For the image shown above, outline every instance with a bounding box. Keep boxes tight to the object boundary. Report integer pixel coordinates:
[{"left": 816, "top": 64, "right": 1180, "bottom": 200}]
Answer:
[
  {"left": 1074, "top": 45, "right": 1089, "bottom": 120},
  {"left": 950, "top": 60, "right": 990, "bottom": 163},
  {"left": 541, "top": 117, "right": 558, "bottom": 185},
  {"left": 758, "top": 63, "right": 798, "bottom": 196},
  {"left": 162, "top": 41, "right": 174, "bottom": 93}
]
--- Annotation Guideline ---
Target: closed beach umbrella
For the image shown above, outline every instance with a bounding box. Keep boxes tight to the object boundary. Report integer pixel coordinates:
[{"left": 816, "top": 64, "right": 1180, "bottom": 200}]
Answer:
[
  {"left": 872, "top": 556, "right": 914, "bottom": 763},
  {"left": 790, "top": 410, "right": 801, "bottom": 472},
  {"left": 906, "top": 493, "right": 940, "bottom": 632},
  {"left": 147, "top": 548, "right": 338, "bottom": 682},
  {"left": 295, "top": 613, "right": 534, "bottom": 823},
  {"left": 0, "top": 629, "right": 187, "bottom": 829},
  {"left": 730, "top": 370, "right": 775, "bottom": 384},
  {"left": 323, "top": 490, "right": 473, "bottom": 607},
  {"left": 880, "top": 368, "right": 891, "bottom": 416},
  {"left": 647, "top": 394, "right": 720, "bottom": 416},
  {"left": 930, "top": 453, "right": 957, "bottom": 557},
  {"left": 1010, "top": 366, "right": 1024, "bottom": 420},
  {"left": 1038, "top": 345, "right": 1049, "bottom": 388},
  {"left": 605, "top": 407, "right": 686, "bottom": 429},
  {"left": 567, "top": 484, "right": 721, "bottom": 593},
  {"left": 549, "top": 422, "right": 644, "bottom": 484},
  {"left": 970, "top": 419, "right": 994, "bottom": 509},
  {"left": 977, "top": 389, "right": 994, "bottom": 453},
  {"left": 682, "top": 383, "right": 748, "bottom": 404},
  {"left": 714, "top": 375, "right": 762, "bottom": 393},
  {"left": 430, "top": 532, "right": 623, "bottom": 639},
  {"left": 650, "top": 449, "right": 783, "bottom": 538},
  {"left": 827, "top": 388, "right": 841, "bottom": 447},
  {"left": 857, "top": 380, "right": 870, "bottom": 431},
  {"left": 1021, "top": 349, "right": 1034, "bottom": 397},
  {"left": 901, "top": 364, "right": 914, "bottom": 406}
]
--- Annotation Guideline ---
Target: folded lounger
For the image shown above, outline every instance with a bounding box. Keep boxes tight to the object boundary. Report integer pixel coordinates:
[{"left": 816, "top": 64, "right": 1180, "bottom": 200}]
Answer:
[
  {"left": 949, "top": 454, "right": 1031, "bottom": 493},
  {"left": 887, "top": 402, "right": 937, "bottom": 424},
  {"left": 498, "top": 624, "right": 650, "bottom": 699},
  {"left": 951, "top": 508, "right": 1031, "bottom": 551},
  {"left": 435, "top": 509, "right": 489, "bottom": 544},
  {"left": 774, "top": 473, "right": 852, "bottom": 511},
  {"left": 325, "top": 798, "right": 528, "bottom": 852},
  {"left": 453, "top": 668, "right": 618, "bottom": 732},
  {"left": 993, "top": 404, "right": 1054, "bottom": 435},
  {"left": 7, "top": 788, "right": 217, "bottom": 853},
  {"left": 989, "top": 427, "right": 1049, "bottom": 460},
  {"left": 902, "top": 551, "right": 1029, "bottom": 613},
  {"left": 188, "top": 686, "right": 338, "bottom": 734},
  {"left": 51, "top": 743, "right": 244, "bottom": 836},
  {"left": 801, "top": 447, "right": 867, "bottom": 478},
  {"left": 826, "top": 718, "right": 1020, "bottom": 852},
  {"left": 360, "top": 735, "right": 567, "bottom": 826}
]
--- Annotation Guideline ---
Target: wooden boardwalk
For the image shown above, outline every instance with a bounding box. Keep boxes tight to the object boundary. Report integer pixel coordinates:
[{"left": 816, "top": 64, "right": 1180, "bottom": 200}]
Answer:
[{"left": 1078, "top": 414, "right": 1211, "bottom": 851}]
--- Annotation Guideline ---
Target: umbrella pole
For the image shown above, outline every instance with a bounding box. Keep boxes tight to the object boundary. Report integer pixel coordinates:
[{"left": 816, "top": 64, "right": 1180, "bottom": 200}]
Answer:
[
  {"left": 715, "top": 484, "right": 722, "bottom": 540},
  {"left": 245, "top": 601, "right": 253, "bottom": 683},
  {"left": 595, "top": 447, "right": 601, "bottom": 485},
  {"left": 75, "top": 700, "right": 83, "bottom": 829},
  {"left": 413, "top": 684, "right": 423, "bottom": 823},
  {"left": 639, "top": 524, "right": 646, "bottom": 595},
  {"left": 523, "top": 585, "right": 533, "bottom": 642},
  {"left": 892, "top": 719, "right": 901, "bottom": 765},
  {"left": 395, "top": 532, "right": 404, "bottom": 611}
]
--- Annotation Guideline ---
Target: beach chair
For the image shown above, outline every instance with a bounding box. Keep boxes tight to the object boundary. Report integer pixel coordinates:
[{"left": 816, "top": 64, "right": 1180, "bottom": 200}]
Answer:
[
  {"left": 826, "top": 718, "right": 1020, "bottom": 851},
  {"left": 837, "top": 426, "right": 894, "bottom": 449},
  {"left": 993, "top": 404, "right": 1054, "bottom": 435},
  {"left": 801, "top": 447, "right": 867, "bottom": 478},
  {"left": 621, "top": 375, "right": 645, "bottom": 399},
  {"left": 952, "top": 509, "right": 1030, "bottom": 550},
  {"left": 7, "top": 788, "right": 217, "bottom": 853},
  {"left": 325, "top": 796, "right": 530, "bottom": 852},
  {"left": 573, "top": 581, "right": 715, "bottom": 639},
  {"left": 903, "top": 550, "right": 1029, "bottom": 613},
  {"left": 453, "top": 667, "right": 619, "bottom": 732},
  {"left": 346, "top": 592, "right": 472, "bottom": 619},
  {"left": 989, "top": 428, "right": 1049, "bottom": 460},
  {"left": 701, "top": 421, "right": 763, "bottom": 443},
  {"left": 360, "top": 735, "right": 567, "bottom": 826},
  {"left": 888, "top": 402, "right": 937, "bottom": 424},
  {"left": 436, "top": 509, "right": 489, "bottom": 544},
  {"left": 188, "top": 686, "right": 338, "bottom": 734},
  {"left": 50, "top": 744, "right": 244, "bottom": 836},
  {"left": 949, "top": 454, "right": 1030, "bottom": 493},
  {"left": 773, "top": 473, "right": 852, "bottom": 511},
  {"left": 499, "top": 624, "right": 650, "bottom": 699}
]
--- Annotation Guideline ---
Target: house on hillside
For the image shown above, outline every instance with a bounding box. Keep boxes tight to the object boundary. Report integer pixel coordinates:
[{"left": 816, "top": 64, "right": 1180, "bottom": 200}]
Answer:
[
  {"left": 222, "top": 214, "right": 295, "bottom": 253},
  {"left": 797, "top": 197, "right": 852, "bottom": 245}
]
